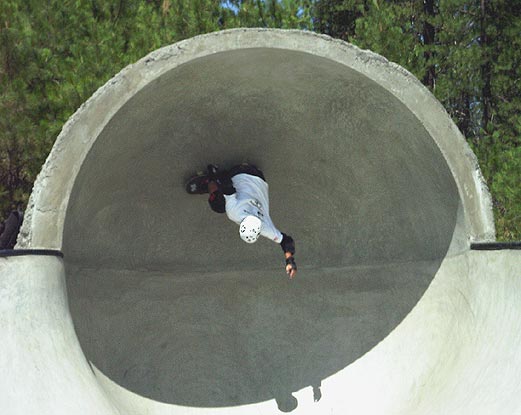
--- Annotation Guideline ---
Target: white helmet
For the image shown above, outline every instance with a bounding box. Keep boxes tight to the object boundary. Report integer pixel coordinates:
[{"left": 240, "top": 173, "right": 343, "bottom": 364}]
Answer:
[{"left": 239, "top": 215, "right": 262, "bottom": 244}]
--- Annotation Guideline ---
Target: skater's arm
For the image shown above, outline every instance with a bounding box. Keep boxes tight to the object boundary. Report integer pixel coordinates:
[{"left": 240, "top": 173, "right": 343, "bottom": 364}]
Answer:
[
  {"left": 281, "top": 233, "right": 297, "bottom": 279},
  {"left": 280, "top": 233, "right": 295, "bottom": 255},
  {"left": 260, "top": 227, "right": 297, "bottom": 279}
]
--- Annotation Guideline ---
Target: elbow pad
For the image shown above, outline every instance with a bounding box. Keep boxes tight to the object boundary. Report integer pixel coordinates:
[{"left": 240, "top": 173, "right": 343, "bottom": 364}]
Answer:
[
  {"left": 208, "top": 191, "right": 226, "bottom": 213},
  {"left": 280, "top": 233, "right": 295, "bottom": 255}
]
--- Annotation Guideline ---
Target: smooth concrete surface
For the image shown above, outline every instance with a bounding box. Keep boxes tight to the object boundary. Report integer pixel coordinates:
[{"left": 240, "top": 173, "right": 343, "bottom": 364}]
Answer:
[
  {"left": 90, "top": 250, "right": 521, "bottom": 415},
  {"left": 66, "top": 260, "right": 439, "bottom": 407},
  {"left": 4, "top": 29, "right": 516, "bottom": 415},
  {"left": 3, "top": 251, "right": 521, "bottom": 415},
  {"left": 0, "top": 255, "right": 119, "bottom": 415}
]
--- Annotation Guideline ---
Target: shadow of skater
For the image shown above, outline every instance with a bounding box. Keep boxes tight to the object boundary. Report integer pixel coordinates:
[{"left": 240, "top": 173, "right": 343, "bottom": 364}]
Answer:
[
  {"left": 275, "top": 392, "right": 298, "bottom": 413},
  {"left": 312, "top": 380, "right": 322, "bottom": 402},
  {"left": 275, "top": 380, "right": 321, "bottom": 411}
]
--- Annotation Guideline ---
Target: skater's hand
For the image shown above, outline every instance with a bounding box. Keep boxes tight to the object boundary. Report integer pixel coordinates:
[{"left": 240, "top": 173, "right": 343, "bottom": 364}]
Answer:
[
  {"left": 286, "top": 264, "right": 297, "bottom": 279},
  {"left": 285, "top": 253, "right": 297, "bottom": 279}
]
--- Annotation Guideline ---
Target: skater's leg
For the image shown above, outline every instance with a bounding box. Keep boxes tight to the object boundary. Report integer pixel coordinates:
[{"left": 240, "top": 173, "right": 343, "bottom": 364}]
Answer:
[{"left": 228, "top": 163, "right": 265, "bottom": 180}]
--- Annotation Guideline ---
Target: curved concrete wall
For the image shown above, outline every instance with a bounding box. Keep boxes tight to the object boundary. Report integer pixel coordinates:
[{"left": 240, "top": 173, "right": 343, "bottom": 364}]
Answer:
[
  {"left": 18, "top": 29, "right": 494, "bottom": 253},
  {"left": 65, "top": 48, "right": 461, "bottom": 270},
  {"left": 0, "top": 255, "right": 119, "bottom": 415},
  {"left": 4, "top": 251, "right": 521, "bottom": 415},
  {"left": 9, "top": 29, "right": 511, "bottom": 415}
]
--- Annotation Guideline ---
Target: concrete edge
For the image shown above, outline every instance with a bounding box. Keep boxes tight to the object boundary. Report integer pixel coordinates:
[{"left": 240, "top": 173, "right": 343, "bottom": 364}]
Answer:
[{"left": 0, "top": 249, "right": 64, "bottom": 258}]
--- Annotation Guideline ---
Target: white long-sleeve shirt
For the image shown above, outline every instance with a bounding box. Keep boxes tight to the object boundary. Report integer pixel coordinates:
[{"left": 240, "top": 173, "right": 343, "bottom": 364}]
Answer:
[{"left": 224, "top": 173, "right": 283, "bottom": 243}]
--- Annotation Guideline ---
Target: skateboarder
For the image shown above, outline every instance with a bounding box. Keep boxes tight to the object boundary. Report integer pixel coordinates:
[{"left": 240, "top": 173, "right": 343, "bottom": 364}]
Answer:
[{"left": 187, "top": 164, "right": 297, "bottom": 279}]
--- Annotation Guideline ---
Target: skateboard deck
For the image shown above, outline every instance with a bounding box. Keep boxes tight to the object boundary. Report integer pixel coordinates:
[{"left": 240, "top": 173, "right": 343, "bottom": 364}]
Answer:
[{"left": 185, "top": 172, "right": 210, "bottom": 194}]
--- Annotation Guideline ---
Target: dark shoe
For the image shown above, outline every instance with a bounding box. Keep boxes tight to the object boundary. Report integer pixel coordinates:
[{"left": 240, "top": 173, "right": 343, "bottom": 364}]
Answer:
[{"left": 206, "top": 164, "right": 219, "bottom": 179}]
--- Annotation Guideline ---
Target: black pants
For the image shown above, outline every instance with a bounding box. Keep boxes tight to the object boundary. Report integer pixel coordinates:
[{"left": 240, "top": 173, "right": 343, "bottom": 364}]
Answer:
[{"left": 226, "top": 163, "right": 265, "bottom": 181}]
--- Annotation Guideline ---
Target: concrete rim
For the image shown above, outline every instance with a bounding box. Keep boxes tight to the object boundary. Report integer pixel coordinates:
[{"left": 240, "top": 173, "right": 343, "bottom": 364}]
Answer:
[{"left": 18, "top": 28, "right": 495, "bottom": 249}]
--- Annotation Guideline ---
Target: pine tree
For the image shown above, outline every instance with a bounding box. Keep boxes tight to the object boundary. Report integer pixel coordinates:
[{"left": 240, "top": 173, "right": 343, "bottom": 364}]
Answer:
[
  {"left": 474, "top": 0, "right": 521, "bottom": 240},
  {"left": 312, "top": 0, "right": 369, "bottom": 41}
]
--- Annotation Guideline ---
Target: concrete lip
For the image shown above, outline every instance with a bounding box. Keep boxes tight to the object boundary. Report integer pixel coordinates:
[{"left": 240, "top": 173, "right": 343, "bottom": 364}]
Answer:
[
  {"left": 5, "top": 29, "right": 517, "bottom": 415},
  {"left": 0, "top": 249, "right": 64, "bottom": 258}
]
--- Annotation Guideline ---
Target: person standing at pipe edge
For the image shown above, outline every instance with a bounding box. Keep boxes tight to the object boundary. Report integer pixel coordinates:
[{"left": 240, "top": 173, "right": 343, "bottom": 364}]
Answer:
[
  {"left": 186, "top": 164, "right": 297, "bottom": 279},
  {"left": 0, "top": 206, "right": 24, "bottom": 250}
]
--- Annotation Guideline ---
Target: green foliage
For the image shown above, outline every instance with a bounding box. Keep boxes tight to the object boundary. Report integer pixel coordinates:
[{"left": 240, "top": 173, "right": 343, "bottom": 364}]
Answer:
[
  {"left": 492, "top": 147, "right": 521, "bottom": 241},
  {"left": 472, "top": 140, "right": 521, "bottom": 241},
  {"left": 351, "top": 1, "right": 428, "bottom": 80},
  {"left": 221, "top": 0, "right": 312, "bottom": 29},
  {"left": 312, "top": 0, "right": 369, "bottom": 41},
  {"left": 473, "top": 1, "right": 521, "bottom": 241},
  {"left": 0, "top": 0, "right": 312, "bottom": 221},
  {"left": 312, "top": 0, "right": 520, "bottom": 241}
]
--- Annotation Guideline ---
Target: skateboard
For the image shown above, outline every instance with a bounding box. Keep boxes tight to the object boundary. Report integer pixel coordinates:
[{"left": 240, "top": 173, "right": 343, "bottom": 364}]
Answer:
[
  {"left": 185, "top": 165, "right": 219, "bottom": 194},
  {"left": 185, "top": 172, "right": 210, "bottom": 194}
]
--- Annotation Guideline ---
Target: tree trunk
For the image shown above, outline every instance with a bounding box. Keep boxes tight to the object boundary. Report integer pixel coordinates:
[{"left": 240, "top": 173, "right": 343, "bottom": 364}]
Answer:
[
  {"left": 422, "top": 0, "right": 436, "bottom": 89},
  {"left": 480, "top": 0, "right": 492, "bottom": 131}
]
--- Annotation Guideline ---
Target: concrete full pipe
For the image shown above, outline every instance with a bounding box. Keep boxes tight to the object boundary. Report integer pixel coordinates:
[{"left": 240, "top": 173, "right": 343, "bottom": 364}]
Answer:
[{"left": 1, "top": 29, "right": 520, "bottom": 415}]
